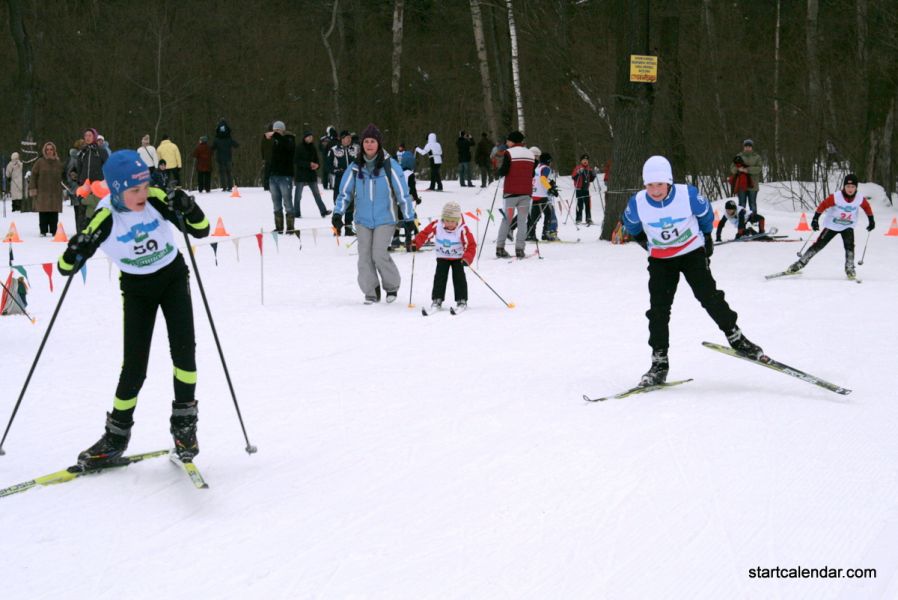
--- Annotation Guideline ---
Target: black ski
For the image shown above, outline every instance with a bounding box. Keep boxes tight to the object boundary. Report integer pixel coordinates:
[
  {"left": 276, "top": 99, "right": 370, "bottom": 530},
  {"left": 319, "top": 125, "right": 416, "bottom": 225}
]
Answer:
[
  {"left": 702, "top": 341, "right": 851, "bottom": 395},
  {"left": 583, "top": 378, "right": 694, "bottom": 402},
  {"left": 0, "top": 449, "right": 170, "bottom": 499}
]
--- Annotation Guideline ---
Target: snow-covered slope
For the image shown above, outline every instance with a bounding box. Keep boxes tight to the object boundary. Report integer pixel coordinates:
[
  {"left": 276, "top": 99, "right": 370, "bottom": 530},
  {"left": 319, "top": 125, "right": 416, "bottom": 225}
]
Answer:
[{"left": 1, "top": 178, "right": 896, "bottom": 600}]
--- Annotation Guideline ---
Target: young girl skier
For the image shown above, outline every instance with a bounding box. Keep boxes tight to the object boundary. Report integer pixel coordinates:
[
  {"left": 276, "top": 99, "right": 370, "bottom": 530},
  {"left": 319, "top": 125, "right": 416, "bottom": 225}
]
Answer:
[
  {"left": 414, "top": 201, "right": 476, "bottom": 313},
  {"left": 57, "top": 150, "right": 210, "bottom": 466}
]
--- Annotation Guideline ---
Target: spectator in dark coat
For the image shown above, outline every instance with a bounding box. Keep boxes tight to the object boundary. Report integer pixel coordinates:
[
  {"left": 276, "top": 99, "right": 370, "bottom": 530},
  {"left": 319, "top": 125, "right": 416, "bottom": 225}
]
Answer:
[
  {"left": 266, "top": 121, "right": 296, "bottom": 234},
  {"left": 212, "top": 118, "right": 239, "bottom": 191},
  {"left": 318, "top": 126, "right": 338, "bottom": 189},
  {"left": 76, "top": 127, "right": 107, "bottom": 217},
  {"left": 293, "top": 131, "right": 331, "bottom": 218},
  {"left": 456, "top": 130, "right": 475, "bottom": 187},
  {"left": 260, "top": 122, "right": 273, "bottom": 191},
  {"left": 475, "top": 132, "right": 493, "bottom": 188},
  {"left": 192, "top": 136, "right": 214, "bottom": 193}
]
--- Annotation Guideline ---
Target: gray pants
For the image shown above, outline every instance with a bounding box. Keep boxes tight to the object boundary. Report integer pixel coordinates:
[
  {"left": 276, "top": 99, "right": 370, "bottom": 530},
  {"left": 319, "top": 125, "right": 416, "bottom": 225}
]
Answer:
[
  {"left": 356, "top": 224, "right": 401, "bottom": 298},
  {"left": 496, "top": 194, "right": 532, "bottom": 251}
]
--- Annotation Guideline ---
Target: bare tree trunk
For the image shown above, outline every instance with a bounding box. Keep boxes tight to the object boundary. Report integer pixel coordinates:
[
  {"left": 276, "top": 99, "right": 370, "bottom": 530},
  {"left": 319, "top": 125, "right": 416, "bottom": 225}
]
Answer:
[
  {"left": 505, "top": 0, "right": 525, "bottom": 132},
  {"left": 7, "top": 0, "right": 35, "bottom": 141},
  {"left": 602, "top": 0, "right": 654, "bottom": 241},
  {"left": 806, "top": 0, "right": 824, "bottom": 169},
  {"left": 390, "top": 0, "right": 404, "bottom": 96},
  {"left": 773, "top": 0, "right": 782, "bottom": 180},
  {"left": 486, "top": 5, "right": 510, "bottom": 127},
  {"left": 470, "top": 0, "right": 499, "bottom": 139},
  {"left": 322, "top": 0, "right": 341, "bottom": 125},
  {"left": 700, "top": 0, "right": 728, "bottom": 147}
]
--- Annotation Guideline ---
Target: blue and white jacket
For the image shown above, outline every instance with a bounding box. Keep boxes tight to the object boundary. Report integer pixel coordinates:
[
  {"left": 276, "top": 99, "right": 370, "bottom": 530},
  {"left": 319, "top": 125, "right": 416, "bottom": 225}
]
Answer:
[{"left": 334, "top": 156, "right": 415, "bottom": 229}]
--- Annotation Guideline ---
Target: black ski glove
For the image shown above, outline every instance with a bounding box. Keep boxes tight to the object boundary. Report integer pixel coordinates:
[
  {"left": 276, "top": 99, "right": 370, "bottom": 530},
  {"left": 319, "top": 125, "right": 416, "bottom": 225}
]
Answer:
[
  {"left": 66, "top": 232, "right": 98, "bottom": 264},
  {"left": 168, "top": 189, "right": 196, "bottom": 214},
  {"left": 634, "top": 231, "right": 648, "bottom": 250},
  {"left": 867, "top": 215, "right": 876, "bottom": 231},
  {"left": 704, "top": 233, "right": 714, "bottom": 258},
  {"left": 548, "top": 182, "right": 559, "bottom": 198},
  {"left": 811, "top": 213, "right": 820, "bottom": 231},
  {"left": 331, "top": 213, "right": 343, "bottom": 232}
]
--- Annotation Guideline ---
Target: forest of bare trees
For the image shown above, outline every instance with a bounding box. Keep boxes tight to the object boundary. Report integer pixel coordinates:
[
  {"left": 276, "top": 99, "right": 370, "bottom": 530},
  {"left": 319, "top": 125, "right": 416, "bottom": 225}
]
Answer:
[{"left": 2, "top": 0, "right": 897, "bottom": 237}]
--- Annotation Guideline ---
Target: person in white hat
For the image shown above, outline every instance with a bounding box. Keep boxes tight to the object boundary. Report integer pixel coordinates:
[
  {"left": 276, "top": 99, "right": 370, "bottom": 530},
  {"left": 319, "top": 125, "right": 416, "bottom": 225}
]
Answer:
[{"left": 622, "top": 155, "right": 765, "bottom": 386}]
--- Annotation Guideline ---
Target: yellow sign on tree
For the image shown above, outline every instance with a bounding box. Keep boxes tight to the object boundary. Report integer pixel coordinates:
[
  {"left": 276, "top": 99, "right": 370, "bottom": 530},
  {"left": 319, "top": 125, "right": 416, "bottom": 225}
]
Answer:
[{"left": 629, "top": 55, "right": 658, "bottom": 83}]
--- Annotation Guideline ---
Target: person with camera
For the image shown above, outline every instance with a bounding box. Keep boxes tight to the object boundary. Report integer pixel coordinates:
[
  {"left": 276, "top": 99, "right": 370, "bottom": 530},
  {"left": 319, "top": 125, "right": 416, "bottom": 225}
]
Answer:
[
  {"left": 57, "top": 150, "right": 210, "bottom": 467},
  {"left": 730, "top": 139, "right": 762, "bottom": 212}
]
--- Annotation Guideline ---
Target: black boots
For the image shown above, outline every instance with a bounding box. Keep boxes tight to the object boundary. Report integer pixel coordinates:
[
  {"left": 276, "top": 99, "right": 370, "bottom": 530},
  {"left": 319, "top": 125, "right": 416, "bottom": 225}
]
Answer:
[
  {"left": 170, "top": 401, "right": 199, "bottom": 461},
  {"left": 640, "top": 349, "right": 669, "bottom": 386},
  {"left": 285, "top": 213, "right": 296, "bottom": 235},
  {"left": 274, "top": 212, "right": 284, "bottom": 234},
  {"left": 726, "top": 327, "right": 765, "bottom": 359},
  {"left": 78, "top": 413, "right": 133, "bottom": 468}
]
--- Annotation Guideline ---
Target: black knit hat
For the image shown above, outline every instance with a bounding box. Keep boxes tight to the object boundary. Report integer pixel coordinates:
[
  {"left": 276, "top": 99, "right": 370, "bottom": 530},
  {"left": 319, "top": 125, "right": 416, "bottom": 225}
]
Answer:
[
  {"left": 507, "top": 130, "right": 525, "bottom": 144},
  {"left": 843, "top": 173, "right": 859, "bottom": 188},
  {"left": 539, "top": 152, "right": 552, "bottom": 164},
  {"left": 725, "top": 200, "right": 737, "bottom": 211},
  {"left": 580, "top": 153, "right": 590, "bottom": 161},
  {"left": 360, "top": 123, "right": 383, "bottom": 146}
]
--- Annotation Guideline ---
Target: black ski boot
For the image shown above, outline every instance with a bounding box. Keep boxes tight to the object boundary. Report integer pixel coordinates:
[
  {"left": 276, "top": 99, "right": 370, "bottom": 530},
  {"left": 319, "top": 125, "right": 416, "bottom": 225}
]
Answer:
[
  {"left": 845, "top": 251, "right": 856, "bottom": 279},
  {"left": 78, "top": 413, "right": 132, "bottom": 468},
  {"left": 170, "top": 401, "right": 199, "bottom": 461},
  {"left": 786, "top": 259, "right": 805, "bottom": 274},
  {"left": 496, "top": 247, "right": 510, "bottom": 258},
  {"left": 640, "top": 349, "right": 669, "bottom": 386},
  {"left": 515, "top": 248, "right": 526, "bottom": 259},
  {"left": 726, "top": 327, "right": 765, "bottom": 359}
]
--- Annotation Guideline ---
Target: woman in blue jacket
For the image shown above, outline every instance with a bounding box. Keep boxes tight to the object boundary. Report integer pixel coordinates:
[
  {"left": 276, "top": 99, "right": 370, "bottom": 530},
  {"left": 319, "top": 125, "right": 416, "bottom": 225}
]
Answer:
[{"left": 332, "top": 123, "right": 416, "bottom": 304}]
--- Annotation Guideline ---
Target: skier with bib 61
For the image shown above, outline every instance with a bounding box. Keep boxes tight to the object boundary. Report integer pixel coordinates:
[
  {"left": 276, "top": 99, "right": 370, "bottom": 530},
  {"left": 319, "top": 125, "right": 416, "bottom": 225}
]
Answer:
[{"left": 623, "top": 156, "right": 765, "bottom": 386}]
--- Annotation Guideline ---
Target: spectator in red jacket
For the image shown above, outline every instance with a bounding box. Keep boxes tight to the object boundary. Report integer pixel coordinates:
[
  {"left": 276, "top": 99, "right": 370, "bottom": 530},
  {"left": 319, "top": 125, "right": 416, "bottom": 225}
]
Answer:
[
  {"left": 414, "top": 201, "right": 476, "bottom": 313},
  {"left": 192, "top": 136, "right": 214, "bottom": 193}
]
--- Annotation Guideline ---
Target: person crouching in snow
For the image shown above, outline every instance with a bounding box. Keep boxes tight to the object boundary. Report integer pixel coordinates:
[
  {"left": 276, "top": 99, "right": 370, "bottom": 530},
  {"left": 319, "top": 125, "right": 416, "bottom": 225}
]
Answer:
[
  {"left": 57, "top": 149, "right": 210, "bottom": 467},
  {"left": 715, "top": 199, "right": 767, "bottom": 242},
  {"left": 786, "top": 173, "right": 874, "bottom": 279},
  {"left": 414, "top": 201, "right": 476, "bottom": 312},
  {"left": 623, "top": 155, "right": 765, "bottom": 386}
]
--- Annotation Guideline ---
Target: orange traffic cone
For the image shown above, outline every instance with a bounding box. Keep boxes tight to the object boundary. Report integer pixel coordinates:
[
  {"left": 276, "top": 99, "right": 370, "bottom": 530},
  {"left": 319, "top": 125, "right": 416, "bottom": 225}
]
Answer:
[
  {"left": 885, "top": 217, "right": 898, "bottom": 237},
  {"left": 3, "top": 222, "right": 23, "bottom": 243},
  {"left": 795, "top": 213, "right": 812, "bottom": 231},
  {"left": 230, "top": 186, "right": 241, "bottom": 198},
  {"left": 211, "top": 217, "right": 230, "bottom": 236},
  {"left": 713, "top": 209, "right": 720, "bottom": 228},
  {"left": 52, "top": 223, "right": 68, "bottom": 242}
]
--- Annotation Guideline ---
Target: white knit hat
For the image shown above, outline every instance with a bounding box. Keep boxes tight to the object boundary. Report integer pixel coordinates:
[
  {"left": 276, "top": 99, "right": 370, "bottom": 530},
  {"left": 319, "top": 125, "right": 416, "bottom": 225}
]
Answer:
[
  {"left": 441, "top": 201, "right": 462, "bottom": 221},
  {"left": 529, "top": 146, "right": 542, "bottom": 159},
  {"left": 642, "top": 155, "right": 673, "bottom": 185}
]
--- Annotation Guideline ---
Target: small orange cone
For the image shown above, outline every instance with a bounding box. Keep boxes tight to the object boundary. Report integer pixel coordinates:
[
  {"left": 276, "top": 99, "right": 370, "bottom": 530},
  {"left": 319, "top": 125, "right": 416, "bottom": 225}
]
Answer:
[
  {"left": 795, "top": 213, "right": 812, "bottom": 231},
  {"left": 52, "top": 223, "right": 69, "bottom": 242},
  {"left": 3, "top": 222, "right": 23, "bottom": 243},
  {"left": 713, "top": 210, "right": 720, "bottom": 228},
  {"left": 211, "top": 217, "right": 230, "bottom": 237},
  {"left": 885, "top": 217, "right": 898, "bottom": 237},
  {"left": 230, "top": 186, "right": 241, "bottom": 198}
]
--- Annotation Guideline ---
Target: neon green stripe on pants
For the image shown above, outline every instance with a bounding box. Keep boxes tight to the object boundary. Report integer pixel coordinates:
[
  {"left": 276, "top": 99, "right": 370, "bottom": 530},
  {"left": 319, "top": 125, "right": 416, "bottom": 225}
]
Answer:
[
  {"left": 113, "top": 396, "right": 137, "bottom": 411},
  {"left": 173, "top": 367, "right": 197, "bottom": 385}
]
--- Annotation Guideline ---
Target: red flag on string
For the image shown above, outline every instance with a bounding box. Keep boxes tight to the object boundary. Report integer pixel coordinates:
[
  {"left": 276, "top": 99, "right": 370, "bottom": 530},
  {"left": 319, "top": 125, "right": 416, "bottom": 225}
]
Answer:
[
  {"left": 255, "top": 233, "right": 263, "bottom": 254},
  {"left": 42, "top": 263, "right": 54, "bottom": 292}
]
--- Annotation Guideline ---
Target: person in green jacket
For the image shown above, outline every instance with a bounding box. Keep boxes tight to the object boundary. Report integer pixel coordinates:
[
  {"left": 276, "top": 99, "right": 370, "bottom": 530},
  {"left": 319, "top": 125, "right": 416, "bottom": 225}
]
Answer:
[{"left": 730, "top": 139, "right": 762, "bottom": 213}]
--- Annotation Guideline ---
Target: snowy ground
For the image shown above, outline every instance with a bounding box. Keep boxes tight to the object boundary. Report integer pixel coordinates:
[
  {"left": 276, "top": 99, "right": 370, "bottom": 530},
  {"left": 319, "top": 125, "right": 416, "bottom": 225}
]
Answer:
[{"left": 1, "top": 177, "right": 897, "bottom": 600}]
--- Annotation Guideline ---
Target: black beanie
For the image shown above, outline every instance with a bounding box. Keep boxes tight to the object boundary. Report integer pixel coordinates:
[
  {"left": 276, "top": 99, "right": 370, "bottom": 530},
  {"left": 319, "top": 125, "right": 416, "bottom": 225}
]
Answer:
[{"left": 843, "top": 173, "right": 859, "bottom": 188}]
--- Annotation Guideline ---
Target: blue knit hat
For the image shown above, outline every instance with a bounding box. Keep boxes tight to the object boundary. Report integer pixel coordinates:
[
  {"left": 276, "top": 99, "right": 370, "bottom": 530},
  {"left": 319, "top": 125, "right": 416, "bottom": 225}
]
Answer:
[{"left": 103, "top": 150, "right": 151, "bottom": 211}]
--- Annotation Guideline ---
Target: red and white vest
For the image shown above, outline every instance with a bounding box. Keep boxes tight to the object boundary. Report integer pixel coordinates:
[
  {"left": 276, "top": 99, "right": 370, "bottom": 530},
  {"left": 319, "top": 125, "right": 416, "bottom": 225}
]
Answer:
[{"left": 822, "top": 191, "right": 861, "bottom": 232}]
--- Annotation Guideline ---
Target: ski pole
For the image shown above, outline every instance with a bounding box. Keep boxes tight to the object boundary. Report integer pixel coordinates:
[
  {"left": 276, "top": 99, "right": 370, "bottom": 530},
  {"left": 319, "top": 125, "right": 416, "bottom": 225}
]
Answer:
[
  {"left": 0, "top": 275, "right": 36, "bottom": 323},
  {"left": 466, "top": 264, "right": 515, "bottom": 308},
  {"left": 0, "top": 259, "right": 82, "bottom": 455},
  {"left": 407, "top": 249, "right": 417, "bottom": 308},
  {"left": 797, "top": 230, "right": 816, "bottom": 257},
  {"left": 476, "top": 178, "right": 502, "bottom": 266},
  {"left": 175, "top": 203, "right": 257, "bottom": 455},
  {"left": 858, "top": 229, "right": 871, "bottom": 265}
]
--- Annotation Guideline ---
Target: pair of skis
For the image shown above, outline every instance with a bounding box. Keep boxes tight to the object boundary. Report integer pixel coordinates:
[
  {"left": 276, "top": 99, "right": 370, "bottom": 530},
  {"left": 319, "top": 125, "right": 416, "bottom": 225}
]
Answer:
[
  {"left": 422, "top": 304, "right": 466, "bottom": 316},
  {"left": 766, "top": 270, "right": 862, "bottom": 283},
  {"left": 0, "top": 449, "right": 208, "bottom": 499},
  {"left": 583, "top": 341, "right": 851, "bottom": 402}
]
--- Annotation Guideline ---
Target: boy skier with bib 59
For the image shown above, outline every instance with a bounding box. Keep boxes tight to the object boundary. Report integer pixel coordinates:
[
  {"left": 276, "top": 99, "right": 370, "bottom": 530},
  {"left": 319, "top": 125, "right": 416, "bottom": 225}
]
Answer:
[
  {"left": 623, "top": 156, "right": 765, "bottom": 386},
  {"left": 57, "top": 150, "right": 210, "bottom": 466}
]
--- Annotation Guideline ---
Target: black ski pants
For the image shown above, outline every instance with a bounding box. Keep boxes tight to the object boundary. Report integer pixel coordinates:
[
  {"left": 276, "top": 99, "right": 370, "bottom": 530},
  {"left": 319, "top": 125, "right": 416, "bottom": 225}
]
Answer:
[
  {"left": 802, "top": 228, "right": 855, "bottom": 265},
  {"left": 113, "top": 255, "right": 196, "bottom": 420},
  {"left": 646, "top": 248, "right": 737, "bottom": 352},
  {"left": 197, "top": 171, "right": 211, "bottom": 193},
  {"left": 575, "top": 188, "right": 592, "bottom": 222},
  {"left": 38, "top": 211, "right": 59, "bottom": 236},
  {"left": 432, "top": 258, "right": 468, "bottom": 302},
  {"left": 429, "top": 160, "right": 443, "bottom": 190}
]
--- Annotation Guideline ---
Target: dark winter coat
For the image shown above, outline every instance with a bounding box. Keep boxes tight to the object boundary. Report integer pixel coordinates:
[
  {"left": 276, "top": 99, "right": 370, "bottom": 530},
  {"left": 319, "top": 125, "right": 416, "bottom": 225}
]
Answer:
[
  {"left": 192, "top": 142, "right": 214, "bottom": 173},
  {"left": 77, "top": 143, "right": 106, "bottom": 184},
  {"left": 31, "top": 142, "right": 65, "bottom": 213},
  {"left": 456, "top": 135, "right": 474, "bottom": 162},
  {"left": 475, "top": 136, "right": 492, "bottom": 167},
  {"left": 212, "top": 137, "right": 239, "bottom": 164},
  {"left": 269, "top": 132, "right": 296, "bottom": 178},
  {"left": 294, "top": 140, "right": 320, "bottom": 183},
  {"left": 328, "top": 143, "right": 359, "bottom": 173}
]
